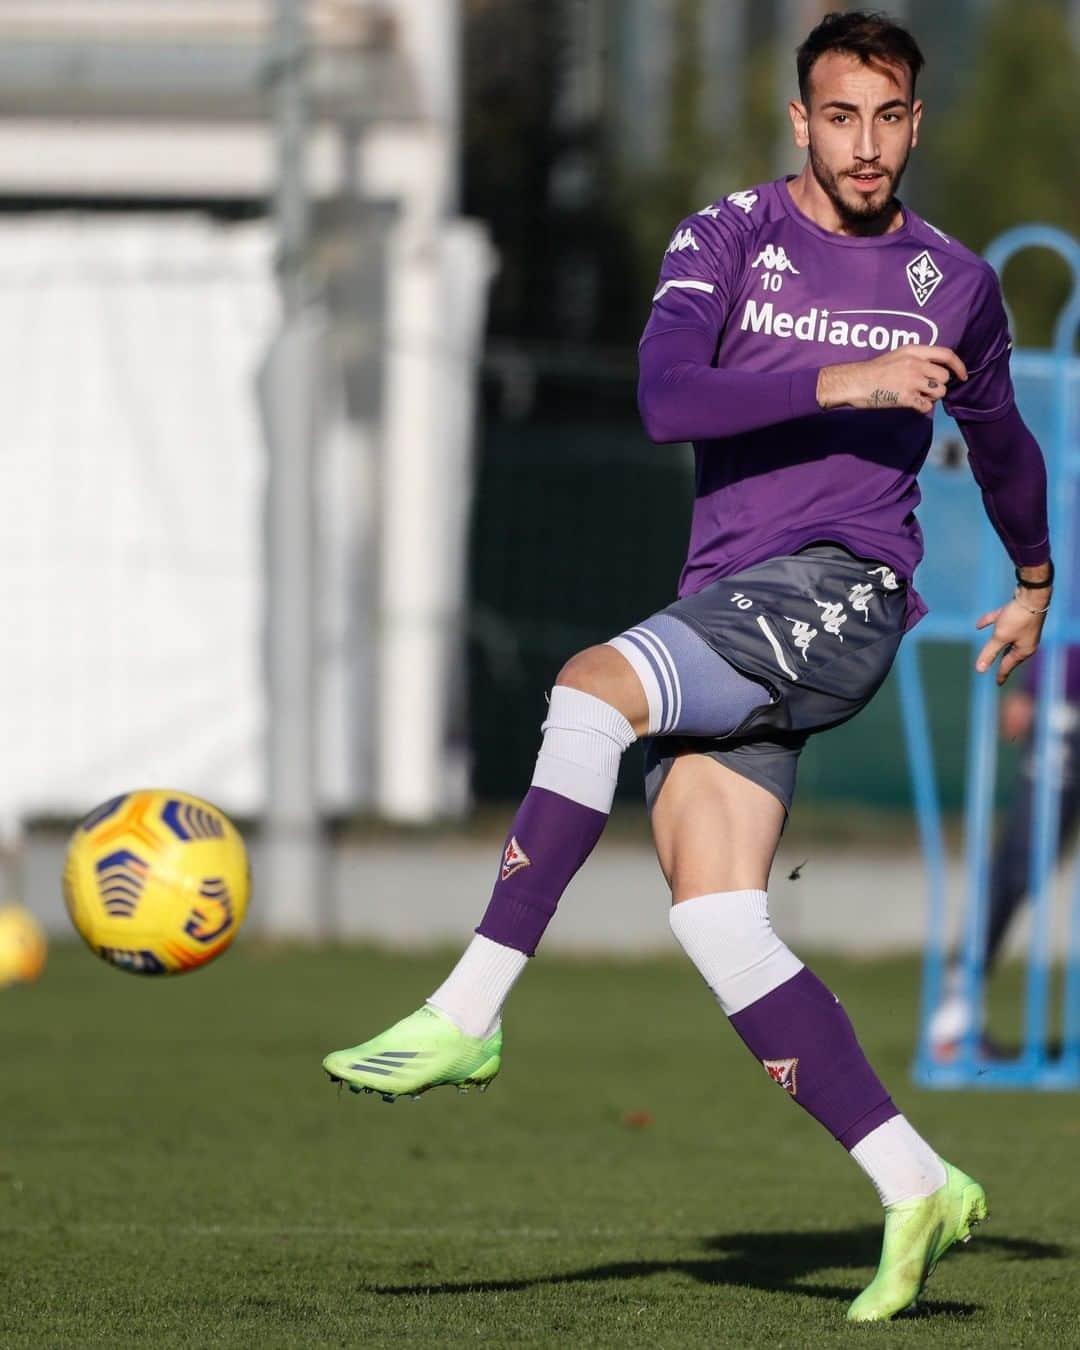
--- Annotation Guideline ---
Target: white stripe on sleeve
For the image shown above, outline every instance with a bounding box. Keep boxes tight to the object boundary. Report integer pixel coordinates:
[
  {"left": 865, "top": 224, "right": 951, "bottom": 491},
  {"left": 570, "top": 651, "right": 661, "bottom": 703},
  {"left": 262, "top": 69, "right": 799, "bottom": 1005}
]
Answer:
[{"left": 652, "top": 278, "right": 716, "bottom": 303}]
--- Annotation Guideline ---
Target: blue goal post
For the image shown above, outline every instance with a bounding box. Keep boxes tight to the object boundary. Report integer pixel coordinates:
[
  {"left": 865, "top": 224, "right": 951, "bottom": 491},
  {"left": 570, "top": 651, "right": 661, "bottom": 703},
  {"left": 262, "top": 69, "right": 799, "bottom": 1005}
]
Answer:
[{"left": 901, "top": 224, "right": 1080, "bottom": 1090}]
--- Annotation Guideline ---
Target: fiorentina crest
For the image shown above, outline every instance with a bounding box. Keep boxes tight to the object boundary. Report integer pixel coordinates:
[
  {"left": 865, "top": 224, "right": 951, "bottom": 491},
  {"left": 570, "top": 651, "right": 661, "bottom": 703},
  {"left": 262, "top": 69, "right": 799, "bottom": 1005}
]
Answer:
[
  {"left": 501, "top": 835, "right": 531, "bottom": 881},
  {"left": 905, "top": 250, "right": 943, "bottom": 307},
  {"left": 763, "top": 1057, "right": 799, "bottom": 1096}
]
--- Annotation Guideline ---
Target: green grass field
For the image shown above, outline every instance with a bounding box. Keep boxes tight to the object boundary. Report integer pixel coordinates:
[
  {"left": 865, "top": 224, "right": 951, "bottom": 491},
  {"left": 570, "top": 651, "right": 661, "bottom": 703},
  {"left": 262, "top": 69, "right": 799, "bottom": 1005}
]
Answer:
[{"left": 3, "top": 943, "right": 1078, "bottom": 1347}]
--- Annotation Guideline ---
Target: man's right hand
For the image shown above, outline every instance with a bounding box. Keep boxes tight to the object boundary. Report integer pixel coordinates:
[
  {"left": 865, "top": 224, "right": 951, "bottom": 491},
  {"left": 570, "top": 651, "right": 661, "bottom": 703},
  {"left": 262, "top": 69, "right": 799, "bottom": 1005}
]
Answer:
[{"left": 816, "top": 346, "right": 968, "bottom": 415}]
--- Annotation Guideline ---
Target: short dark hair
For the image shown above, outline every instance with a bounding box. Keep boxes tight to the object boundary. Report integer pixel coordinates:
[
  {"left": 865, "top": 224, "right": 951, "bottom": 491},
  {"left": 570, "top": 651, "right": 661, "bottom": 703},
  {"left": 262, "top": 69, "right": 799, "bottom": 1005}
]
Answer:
[{"left": 797, "top": 10, "right": 925, "bottom": 105}]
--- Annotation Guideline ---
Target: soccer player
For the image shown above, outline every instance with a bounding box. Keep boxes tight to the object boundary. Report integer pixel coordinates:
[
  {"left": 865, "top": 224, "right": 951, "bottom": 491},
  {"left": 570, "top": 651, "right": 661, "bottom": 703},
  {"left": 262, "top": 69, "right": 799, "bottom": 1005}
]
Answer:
[{"left": 324, "top": 10, "right": 1052, "bottom": 1321}]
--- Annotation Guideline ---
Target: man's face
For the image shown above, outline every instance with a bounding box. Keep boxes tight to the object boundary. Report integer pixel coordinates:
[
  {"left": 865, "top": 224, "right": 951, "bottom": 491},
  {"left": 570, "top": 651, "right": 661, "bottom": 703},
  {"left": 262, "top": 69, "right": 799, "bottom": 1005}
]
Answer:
[{"left": 791, "top": 51, "right": 922, "bottom": 228}]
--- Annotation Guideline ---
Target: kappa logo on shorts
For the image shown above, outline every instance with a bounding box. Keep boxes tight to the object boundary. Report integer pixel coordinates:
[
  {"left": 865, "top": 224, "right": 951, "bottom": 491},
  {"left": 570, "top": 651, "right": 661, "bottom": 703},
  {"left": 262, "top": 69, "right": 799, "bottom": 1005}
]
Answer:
[
  {"left": 501, "top": 836, "right": 531, "bottom": 881},
  {"left": 848, "top": 582, "right": 875, "bottom": 621},
  {"left": 763, "top": 1057, "right": 799, "bottom": 1096},
  {"left": 783, "top": 616, "right": 818, "bottom": 660},
  {"left": 813, "top": 599, "right": 848, "bottom": 640}
]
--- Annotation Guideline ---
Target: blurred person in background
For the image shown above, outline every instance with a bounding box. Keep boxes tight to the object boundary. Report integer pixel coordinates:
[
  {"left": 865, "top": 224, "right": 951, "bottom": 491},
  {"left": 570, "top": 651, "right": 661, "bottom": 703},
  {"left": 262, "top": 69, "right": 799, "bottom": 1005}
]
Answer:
[
  {"left": 324, "top": 10, "right": 1052, "bottom": 1322},
  {"left": 930, "top": 648, "right": 1080, "bottom": 1059}
]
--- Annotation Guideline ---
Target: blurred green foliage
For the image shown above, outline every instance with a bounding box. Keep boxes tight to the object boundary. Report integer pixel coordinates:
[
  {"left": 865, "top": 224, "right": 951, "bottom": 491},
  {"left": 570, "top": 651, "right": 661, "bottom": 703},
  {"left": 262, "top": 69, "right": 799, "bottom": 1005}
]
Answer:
[
  {"left": 610, "top": 0, "right": 725, "bottom": 319},
  {"left": 931, "top": 0, "right": 1080, "bottom": 346},
  {"left": 466, "top": 0, "right": 1079, "bottom": 349}
]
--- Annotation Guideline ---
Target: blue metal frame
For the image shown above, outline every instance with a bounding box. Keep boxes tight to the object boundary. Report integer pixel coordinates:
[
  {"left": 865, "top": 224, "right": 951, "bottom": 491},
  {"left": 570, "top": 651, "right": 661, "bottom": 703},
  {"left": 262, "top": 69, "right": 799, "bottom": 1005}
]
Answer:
[{"left": 903, "top": 224, "right": 1080, "bottom": 1089}]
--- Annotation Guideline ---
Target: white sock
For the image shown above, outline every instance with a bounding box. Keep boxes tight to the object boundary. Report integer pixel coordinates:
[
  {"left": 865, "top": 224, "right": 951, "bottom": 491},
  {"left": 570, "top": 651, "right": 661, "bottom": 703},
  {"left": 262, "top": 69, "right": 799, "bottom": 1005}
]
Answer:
[
  {"left": 427, "top": 934, "right": 528, "bottom": 1039},
  {"left": 429, "top": 689, "right": 633, "bottom": 1040},
  {"left": 850, "top": 1116, "right": 948, "bottom": 1207},
  {"left": 668, "top": 890, "right": 804, "bottom": 1014},
  {"left": 530, "top": 685, "right": 636, "bottom": 811}
]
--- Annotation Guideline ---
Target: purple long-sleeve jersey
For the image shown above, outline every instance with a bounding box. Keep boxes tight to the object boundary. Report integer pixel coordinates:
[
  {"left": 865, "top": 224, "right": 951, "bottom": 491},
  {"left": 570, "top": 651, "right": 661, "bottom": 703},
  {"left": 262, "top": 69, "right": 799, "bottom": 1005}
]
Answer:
[{"left": 638, "top": 178, "right": 1050, "bottom": 626}]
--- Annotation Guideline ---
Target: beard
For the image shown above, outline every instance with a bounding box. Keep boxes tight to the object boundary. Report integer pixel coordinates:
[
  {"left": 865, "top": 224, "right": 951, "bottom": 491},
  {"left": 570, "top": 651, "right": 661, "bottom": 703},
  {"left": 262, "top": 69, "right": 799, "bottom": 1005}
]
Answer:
[{"left": 808, "top": 138, "right": 911, "bottom": 233}]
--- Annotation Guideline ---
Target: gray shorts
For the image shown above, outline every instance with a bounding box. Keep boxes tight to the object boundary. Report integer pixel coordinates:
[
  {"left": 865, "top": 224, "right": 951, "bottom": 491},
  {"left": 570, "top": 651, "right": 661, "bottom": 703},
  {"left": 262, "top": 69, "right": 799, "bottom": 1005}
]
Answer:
[{"left": 644, "top": 545, "right": 907, "bottom": 813}]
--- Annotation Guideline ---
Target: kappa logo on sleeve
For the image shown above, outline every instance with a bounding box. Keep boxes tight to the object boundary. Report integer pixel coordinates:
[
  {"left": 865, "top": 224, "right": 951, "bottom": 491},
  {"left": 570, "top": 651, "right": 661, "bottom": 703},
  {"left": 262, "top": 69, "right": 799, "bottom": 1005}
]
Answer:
[
  {"left": 726, "top": 189, "right": 759, "bottom": 214},
  {"left": 666, "top": 228, "right": 700, "bottom": 255},
  {"left": 906, "top": 250, "right": 943, "bottom": 307}
]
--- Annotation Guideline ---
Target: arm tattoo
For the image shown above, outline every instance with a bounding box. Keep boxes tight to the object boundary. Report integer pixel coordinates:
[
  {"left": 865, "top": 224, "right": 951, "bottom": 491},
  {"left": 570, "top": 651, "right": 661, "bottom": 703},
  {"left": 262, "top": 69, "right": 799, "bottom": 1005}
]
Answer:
[{"left": 869, "top": 388, "right": 900, "bottom": 407}]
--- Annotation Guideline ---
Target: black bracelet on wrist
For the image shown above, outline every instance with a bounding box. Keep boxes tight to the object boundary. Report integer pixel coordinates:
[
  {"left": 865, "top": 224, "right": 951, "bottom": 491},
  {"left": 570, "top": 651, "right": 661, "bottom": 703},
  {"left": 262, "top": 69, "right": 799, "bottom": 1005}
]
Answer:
[{"left": 1015, "top": 560, "right": 1054, "bottom": 590}]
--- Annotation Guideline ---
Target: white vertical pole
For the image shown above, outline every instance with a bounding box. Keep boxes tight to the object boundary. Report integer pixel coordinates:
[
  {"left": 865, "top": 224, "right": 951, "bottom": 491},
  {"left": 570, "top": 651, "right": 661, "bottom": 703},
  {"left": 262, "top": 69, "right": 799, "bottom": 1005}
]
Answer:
[
  {"left": 375, "top": 0, "right": 472, "bottom": 823},
  {"left": 375, "top": 227, "right": 448, "bottom": 823},
  {"left": 261, "top": 0, "right": 323, "bottom": 931}
]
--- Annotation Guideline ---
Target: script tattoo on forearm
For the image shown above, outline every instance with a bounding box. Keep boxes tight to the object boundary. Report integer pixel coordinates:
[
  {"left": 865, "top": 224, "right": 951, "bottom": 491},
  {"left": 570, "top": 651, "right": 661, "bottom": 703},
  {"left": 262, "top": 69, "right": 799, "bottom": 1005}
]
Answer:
[{"left": 869, "top": 388, "right": 900, "bottom": 407}]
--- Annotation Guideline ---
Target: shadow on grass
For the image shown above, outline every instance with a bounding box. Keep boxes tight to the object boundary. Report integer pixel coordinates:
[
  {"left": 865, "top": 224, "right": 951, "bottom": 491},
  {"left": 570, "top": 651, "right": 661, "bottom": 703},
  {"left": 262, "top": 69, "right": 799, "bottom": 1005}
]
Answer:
[{"left": 373, "top": 1228, "right": 1066, "bottom": 1316}]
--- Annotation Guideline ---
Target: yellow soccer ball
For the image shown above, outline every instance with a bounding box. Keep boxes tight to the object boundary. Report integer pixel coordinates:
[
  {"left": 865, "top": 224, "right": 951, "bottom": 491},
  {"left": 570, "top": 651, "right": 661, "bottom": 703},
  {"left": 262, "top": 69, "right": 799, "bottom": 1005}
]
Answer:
[
  {"left": 0, "top": 904, "right": 47, "bottom": 987},
  {"left": 63, "top": 789, "right": 250, "bottom": 976}
]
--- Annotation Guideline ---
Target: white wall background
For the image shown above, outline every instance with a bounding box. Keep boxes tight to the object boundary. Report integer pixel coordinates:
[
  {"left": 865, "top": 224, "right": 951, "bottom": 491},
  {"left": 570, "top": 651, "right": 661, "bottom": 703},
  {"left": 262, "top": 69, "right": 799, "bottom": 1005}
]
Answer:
[{"left": 0, "top": 216, "right": 279, "bottom": 826}]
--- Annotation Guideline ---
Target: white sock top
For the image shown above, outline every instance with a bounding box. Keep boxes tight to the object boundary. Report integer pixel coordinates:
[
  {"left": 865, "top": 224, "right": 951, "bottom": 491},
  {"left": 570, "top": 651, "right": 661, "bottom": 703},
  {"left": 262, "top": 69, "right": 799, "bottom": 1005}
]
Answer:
[
  {"left": 427, "top": 933, "right": 528, "bottom": 1040},
  {"left": 850, "top": 1116, "right": 948, "bottom": 1207},
  {"left": 668, "top": 890, "right": 803, "bottom": 1016},
  {"left": 530, "top": 685, "right": 636, "bottom": 813}
]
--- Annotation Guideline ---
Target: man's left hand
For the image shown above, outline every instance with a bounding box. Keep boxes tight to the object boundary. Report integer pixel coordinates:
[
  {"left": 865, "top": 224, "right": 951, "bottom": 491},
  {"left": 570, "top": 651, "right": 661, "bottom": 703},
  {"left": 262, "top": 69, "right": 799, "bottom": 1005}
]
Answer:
[{"left": 975, "top": 596, "right": 1049, "bottom": 685}]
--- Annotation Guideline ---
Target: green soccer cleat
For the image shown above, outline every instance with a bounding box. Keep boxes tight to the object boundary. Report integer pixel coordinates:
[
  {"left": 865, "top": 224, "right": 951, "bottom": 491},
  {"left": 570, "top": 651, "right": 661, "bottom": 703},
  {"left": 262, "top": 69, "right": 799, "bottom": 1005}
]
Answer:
[
  {"left": 846, "top": 1160, "right": 988, "bottom": 1322},
  {"left": 322, "top": 1005, "right": 502, "bottom": 1101}
]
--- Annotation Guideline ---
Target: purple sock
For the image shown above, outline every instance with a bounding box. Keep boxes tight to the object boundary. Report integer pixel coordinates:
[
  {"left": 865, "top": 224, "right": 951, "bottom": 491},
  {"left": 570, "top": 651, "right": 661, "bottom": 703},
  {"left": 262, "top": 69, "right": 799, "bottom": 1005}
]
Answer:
[
  {"left": 728, "top": 966, "right": 898, "bottom": 1149},
  {"left": 475, "top": 786, "right": 608, "bottom": 956}
]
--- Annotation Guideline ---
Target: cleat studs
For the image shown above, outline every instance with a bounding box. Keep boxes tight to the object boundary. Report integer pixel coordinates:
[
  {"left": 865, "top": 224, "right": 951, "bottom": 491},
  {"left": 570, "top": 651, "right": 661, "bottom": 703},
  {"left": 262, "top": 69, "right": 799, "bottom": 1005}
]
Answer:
[
  {"left": 456, "top": 1086, "right": 469, "bottom": 1094},
  {"left": 327, "top": 1073, "right": 342, "bottom": 1084},
  {"left": 411, "top": 1094, "right": 422, "bottom": 1101},
  {"left": 477, "top": 1082, "right": 489, "bottom": 1094},
  {"left": 348, "top": 1084, "right": 362, "bottom": 1094},
  {"left": 381, "top": 1093, "right": 397, "bottom": 1104}
]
